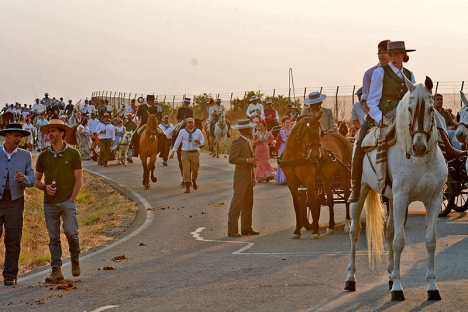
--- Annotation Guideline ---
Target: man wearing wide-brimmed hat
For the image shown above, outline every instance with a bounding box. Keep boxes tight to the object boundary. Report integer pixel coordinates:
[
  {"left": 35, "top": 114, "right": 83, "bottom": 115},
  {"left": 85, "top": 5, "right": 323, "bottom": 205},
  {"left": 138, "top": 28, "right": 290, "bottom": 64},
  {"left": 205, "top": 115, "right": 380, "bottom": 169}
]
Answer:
[
  {"left": 0, "top": 124, "right": 36, "bottom": 285},
  {"left": 246, "top": 96, "right": 264, "bottom": 120},
  {"left": 176, "top": 98, "right": 194, "bottom": 122},
  {"left": 301, "top": 91, "right": 337, "bottom": 133},
  {"left": 34, "top": 119, "right": 83, "bottom": 283},
  {"left": 227, "top": 119, "right": 259, "bottom": 237}
]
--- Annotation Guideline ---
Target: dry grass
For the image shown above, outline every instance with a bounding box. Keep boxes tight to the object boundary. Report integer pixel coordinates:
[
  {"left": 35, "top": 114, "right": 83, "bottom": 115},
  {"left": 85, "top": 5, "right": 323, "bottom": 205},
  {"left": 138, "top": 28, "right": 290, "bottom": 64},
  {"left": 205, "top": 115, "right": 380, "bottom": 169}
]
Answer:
[{"left": 0, "top": 157, "right": 138, "bottom": 275}]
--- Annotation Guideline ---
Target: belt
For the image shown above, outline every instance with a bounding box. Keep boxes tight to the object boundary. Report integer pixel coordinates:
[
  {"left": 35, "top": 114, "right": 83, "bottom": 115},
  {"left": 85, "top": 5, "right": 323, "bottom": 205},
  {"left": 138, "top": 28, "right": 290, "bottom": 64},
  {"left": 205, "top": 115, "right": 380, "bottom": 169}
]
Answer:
[{"left": 184, "top": 150, "right": 198, "bottom": 152}]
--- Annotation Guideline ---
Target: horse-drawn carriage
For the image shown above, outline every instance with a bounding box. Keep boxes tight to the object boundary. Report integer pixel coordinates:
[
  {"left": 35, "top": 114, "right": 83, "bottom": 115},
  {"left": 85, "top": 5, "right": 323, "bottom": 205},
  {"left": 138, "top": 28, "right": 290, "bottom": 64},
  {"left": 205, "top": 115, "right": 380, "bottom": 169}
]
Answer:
[{"left": 440, "top": 157, "right": 468, "bottom": 216}]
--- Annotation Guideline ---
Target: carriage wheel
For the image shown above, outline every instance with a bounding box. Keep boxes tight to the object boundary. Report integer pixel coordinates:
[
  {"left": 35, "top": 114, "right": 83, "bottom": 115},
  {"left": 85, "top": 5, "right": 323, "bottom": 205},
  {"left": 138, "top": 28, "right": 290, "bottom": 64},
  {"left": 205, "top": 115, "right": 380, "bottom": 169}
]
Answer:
[
  {"left": 439, "top": 175, "right": 453, "bottom": 217},
  {"left": 451, "top": 180, "right": 468, "bottom": 212}
]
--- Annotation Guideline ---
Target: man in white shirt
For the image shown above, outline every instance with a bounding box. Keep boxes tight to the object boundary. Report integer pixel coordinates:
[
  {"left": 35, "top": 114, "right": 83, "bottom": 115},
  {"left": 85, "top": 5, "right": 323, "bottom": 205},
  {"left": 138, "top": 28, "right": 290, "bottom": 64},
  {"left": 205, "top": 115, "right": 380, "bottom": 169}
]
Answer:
[
  {"left": 88, "top": 112, "right": 99, "bottom": 134},
  {"left": 170, "top": 117, "right": 204, "bottom": 193},
  {"left": 80, "top": 100, "right": 93, "bottom": 117},
  {"left": 158, "top": 115, "right": 174, "bottom": 166},
  {"left": 95, "top": 113, "right": 115, "bottom": 167},
  {"left": 246, "top": 96, "right": 264, "bottom": 120}
]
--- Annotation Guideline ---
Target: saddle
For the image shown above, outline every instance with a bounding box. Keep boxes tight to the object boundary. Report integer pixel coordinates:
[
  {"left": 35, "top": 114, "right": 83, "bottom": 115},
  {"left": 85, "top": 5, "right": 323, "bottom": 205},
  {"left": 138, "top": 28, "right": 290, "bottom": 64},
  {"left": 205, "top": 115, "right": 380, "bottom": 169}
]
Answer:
[{"left": 361, "top": 117, "right": 397, "bottom": 153}]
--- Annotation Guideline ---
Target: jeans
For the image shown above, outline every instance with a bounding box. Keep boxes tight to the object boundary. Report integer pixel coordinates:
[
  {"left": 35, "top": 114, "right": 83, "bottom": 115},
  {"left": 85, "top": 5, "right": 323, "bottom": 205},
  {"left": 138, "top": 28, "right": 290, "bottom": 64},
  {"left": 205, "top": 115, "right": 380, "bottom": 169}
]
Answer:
[
  {"left": 44, "top": 200, "right": 81, "bottom": 268},
  {"left": 0, "top": 197, "right": 24, "bottom": 278},
  {"left": 448, "top": 129, "right": 462, "bottom": 150}
]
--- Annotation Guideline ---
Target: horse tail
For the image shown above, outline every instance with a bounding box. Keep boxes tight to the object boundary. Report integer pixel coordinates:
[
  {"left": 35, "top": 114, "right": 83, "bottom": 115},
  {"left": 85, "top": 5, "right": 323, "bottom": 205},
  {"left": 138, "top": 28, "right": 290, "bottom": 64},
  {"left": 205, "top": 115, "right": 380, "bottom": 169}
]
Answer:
[{"left": 364, "top": 188, "right": 386, "bottom": 266}]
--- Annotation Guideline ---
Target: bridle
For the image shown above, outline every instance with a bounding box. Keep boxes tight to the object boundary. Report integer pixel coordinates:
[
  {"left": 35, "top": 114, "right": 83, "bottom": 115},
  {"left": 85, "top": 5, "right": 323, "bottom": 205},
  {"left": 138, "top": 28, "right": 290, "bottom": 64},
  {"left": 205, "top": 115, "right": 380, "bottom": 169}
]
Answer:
[
  {"left": 282, "top": 117, "right": 322, "bottom": 167},
  {"left": 408, "top": 96, "right": 435, "bottom": 157},
  {"left": 456, "top": 106, "right": 468, "bottom": 132}
]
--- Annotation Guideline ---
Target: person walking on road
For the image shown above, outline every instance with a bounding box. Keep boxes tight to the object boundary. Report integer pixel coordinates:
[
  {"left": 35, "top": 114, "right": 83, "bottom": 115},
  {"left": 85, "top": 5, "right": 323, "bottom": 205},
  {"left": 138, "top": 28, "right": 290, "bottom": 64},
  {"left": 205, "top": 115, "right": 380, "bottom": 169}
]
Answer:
[
  {"left": 227, "top": 119, "right": 259, "bottom": 237},
  {"left": 34, "top": 119, "right": 83, "bottom": 283},
  {"left": 170, "top": 117, "right": 204, "bottom": 193},
  {"left": 96, "top": 113, "right": 115, "bottom": 167},
  {"left": 0, "top": 124, "right": 36, "bottom": 286}
]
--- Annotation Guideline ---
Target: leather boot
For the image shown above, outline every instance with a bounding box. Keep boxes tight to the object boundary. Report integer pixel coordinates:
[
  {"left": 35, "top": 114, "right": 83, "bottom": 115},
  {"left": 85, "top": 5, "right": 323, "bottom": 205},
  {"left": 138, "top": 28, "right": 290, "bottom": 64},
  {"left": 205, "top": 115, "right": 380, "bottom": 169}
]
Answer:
[
  {"left": 438, "top": 128, "right": 468, "bottom": 161},
  {"left": 348, "top": 160, "right": 363, "bottom": 203},
  {"left": 184, "top": 182, "right": 191, "bottom": 193},
  {"left": 45, "top": 267, "right": 64, "bottom": 283},
  {"left": 192, "top": 179, "right": 198, "bottom": 190}
]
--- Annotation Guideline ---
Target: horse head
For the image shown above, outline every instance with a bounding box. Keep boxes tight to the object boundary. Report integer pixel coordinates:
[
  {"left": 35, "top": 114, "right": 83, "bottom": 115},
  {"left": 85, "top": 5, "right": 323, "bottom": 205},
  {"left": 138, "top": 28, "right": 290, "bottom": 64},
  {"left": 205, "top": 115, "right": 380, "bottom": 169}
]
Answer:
[
  {"left": 397, "top": 76, "right": 436, "bottom": 158},
  {"left": 146, "top": 113, "right": 159, "bottom": 136},
  {"left": 455, "top": 91, "right": 468, "bottom": 143},
  {"left": 290, "top": 113, "right": 322, "bottom": 161},
  {"left": 120, "top": 130, "right": 133, "bottom": 145}
]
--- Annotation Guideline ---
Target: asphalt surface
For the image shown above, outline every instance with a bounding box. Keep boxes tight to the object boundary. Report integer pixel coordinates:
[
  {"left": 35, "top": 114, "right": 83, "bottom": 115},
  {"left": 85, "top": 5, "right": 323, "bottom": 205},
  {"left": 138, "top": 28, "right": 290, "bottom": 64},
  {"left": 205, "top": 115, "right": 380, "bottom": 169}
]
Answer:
[{"left": 1, "top": 153, "right": 468, "bottom": 311}]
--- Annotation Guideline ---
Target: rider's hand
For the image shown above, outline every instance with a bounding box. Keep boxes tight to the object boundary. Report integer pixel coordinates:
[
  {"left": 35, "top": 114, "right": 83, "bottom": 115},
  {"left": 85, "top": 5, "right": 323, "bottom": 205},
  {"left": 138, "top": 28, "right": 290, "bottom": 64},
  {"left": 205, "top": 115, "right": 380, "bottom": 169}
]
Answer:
[{"left": 379, "top": 118, "right": 389, "bottom": 127}]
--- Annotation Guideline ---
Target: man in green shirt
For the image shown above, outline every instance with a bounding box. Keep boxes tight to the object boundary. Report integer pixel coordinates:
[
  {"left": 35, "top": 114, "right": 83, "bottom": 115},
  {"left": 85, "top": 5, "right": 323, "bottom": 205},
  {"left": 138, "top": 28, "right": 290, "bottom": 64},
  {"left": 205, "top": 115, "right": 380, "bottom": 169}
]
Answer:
[{"left": 34, "top": 119, "right": 83, "bottom": 283}]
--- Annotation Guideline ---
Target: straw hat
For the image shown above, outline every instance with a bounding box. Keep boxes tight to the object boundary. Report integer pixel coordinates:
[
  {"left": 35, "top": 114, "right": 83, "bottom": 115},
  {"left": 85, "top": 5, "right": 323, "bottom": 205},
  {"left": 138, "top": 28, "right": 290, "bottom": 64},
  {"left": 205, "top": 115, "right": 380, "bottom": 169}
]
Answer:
[
  {"left": 232, "top": 118, "right": 256, "bottom": 130},
  {"left": 304, "top": 92, "right": 327, "bottom": 106},
  {"left": 40, "top": 119, "right": 72, "bottom": 135}
]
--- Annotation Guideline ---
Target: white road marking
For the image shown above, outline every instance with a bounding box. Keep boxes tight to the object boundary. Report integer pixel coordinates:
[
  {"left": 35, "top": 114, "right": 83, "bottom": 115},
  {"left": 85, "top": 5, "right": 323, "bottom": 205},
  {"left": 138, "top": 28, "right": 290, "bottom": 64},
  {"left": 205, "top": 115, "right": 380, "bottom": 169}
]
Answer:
[
  {"left": 18, "top": 169, "right": 154, "bottom": 283},
  {"left": 90, "top": 305, "right": 119, "bottom": 312},
  {"left": 191, "top": 227, "right": 377, "bottom": 256}
]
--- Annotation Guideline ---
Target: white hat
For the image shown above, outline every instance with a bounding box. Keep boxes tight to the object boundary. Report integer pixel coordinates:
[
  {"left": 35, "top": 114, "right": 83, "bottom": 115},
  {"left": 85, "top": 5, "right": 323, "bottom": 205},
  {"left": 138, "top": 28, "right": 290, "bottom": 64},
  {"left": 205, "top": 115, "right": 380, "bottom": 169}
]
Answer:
[
  {"left": 251, "top": 96, "right": 258, "bottom": 101},
  {"left": 121, "top": 103, "right": 126, "bottom": 106},
  {"left": 154, "top": 100, "right": 159, "bottom": 104},
  {"left": 215, "top": 98, "right": 222, "bottom": 103},
  {"left": 183, "top": 98, "right": 191, "bottom": 103},
  {"left": 232, "top": 118, "right": 256, "bottom": 130},
  {"left": 304, "top": 91, "right": 327, "bottom": 105},
  {"left": 265, "top": 99, "right": 272, "bottom": 105}
]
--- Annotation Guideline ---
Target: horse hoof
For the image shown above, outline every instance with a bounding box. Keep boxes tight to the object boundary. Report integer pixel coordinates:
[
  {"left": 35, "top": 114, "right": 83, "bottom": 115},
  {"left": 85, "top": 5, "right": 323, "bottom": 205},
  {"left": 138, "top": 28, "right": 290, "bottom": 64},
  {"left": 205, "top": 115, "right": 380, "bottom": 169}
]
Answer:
[
  {"left": 343, "top": 219, "right": 351, "bottom": 234},
  {"left": 389, "top": 280, "right": 393, "bottom": 290},
  {"left": 224, "top": 155, "right": 227, "bottom": 158},
  {"left": 427, "top": 290, "right": 441, "bottom": 301},
  {"left": 151, "top": 177, "right": 157, "bottom": 182},
  {"left": 391, "top": 290, "right": 405, "bottom": 301},
  {"left": 217, "top": 155, "right": 219, "bottom": 158},
  {"left": 344, "top": 281, "right": 356, "bottom": 292},
  {"left": 311, "top": 233, "right": 320, "bottom": 239},
  {"left": 325, "top": 228, "right": 334, "bottom": 235},
  {"left": 291, "top": 233, "right": 301, "bottom": 239}
]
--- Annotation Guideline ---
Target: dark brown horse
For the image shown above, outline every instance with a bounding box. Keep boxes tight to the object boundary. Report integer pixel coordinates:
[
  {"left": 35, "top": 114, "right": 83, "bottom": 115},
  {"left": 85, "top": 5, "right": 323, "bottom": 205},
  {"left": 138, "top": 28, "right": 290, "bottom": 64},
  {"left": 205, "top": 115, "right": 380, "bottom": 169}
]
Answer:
[
  {"left": 279, "top": 114, "right": 352, "bottom": 239},
  {"left": 139, "top": 113, "right": 159, "bottom": 190},
  {"left": 1, "top": 112, "right": 15, "bottom": 128}
]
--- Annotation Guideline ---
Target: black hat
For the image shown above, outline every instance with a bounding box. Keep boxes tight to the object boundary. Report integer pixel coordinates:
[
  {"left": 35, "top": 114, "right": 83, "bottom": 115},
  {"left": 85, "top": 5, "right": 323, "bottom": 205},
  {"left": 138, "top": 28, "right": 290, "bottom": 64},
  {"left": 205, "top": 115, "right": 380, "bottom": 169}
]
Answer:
[{"left": 0, "top": 123, "right": 31, "bottom": 137}]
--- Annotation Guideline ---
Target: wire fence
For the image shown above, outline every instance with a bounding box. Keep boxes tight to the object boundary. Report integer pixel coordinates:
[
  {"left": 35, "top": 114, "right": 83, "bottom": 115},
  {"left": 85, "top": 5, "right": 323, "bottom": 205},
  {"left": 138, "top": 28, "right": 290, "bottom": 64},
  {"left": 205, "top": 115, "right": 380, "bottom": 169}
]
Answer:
[{"left": 92, "top": 80, "right": 467, "bottom": 122}]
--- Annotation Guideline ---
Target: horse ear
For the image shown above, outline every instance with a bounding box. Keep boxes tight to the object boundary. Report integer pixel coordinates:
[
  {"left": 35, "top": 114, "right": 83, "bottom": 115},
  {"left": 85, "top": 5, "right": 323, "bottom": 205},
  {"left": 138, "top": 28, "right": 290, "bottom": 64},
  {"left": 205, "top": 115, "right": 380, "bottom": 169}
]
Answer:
[
  {"left": 460, "top": 91, "right": 468, "bottom": 106},
  {"left": 424, "top": 76, "right": 433, "bottom": 91},
  {"left": 404, "top": 75, "right": 416, "bottom": 93}
]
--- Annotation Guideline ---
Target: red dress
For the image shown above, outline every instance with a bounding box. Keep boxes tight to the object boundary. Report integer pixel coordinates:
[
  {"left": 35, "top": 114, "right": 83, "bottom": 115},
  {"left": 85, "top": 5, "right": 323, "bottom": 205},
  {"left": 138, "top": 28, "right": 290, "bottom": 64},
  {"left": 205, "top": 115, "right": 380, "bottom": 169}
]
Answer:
[{"left": 253, "top": 131, "right": 276, "bottom": 182}]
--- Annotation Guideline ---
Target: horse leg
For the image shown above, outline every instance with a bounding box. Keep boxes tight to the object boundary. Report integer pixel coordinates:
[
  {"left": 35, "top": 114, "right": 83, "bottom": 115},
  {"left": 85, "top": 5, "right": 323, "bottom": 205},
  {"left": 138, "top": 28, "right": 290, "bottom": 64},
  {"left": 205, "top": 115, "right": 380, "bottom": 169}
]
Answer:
[
  {"left": 287, "top": 180, "right": 304, "bottom": 239},
  {"left": 344, "top": 183, "right": 369, "bottom": 292},
  {"left": 340, "top": 167, "right": 352, "bottom": 234},
  {"left": 223, "top": 131, "right": 228, "bottom": 158},
  {"left": 323, "top": 176, "right": 335, "bottom": 235},
  {"left": 386, "top": 199, "right": 395, "bottom": 290},
  {"left": 142, "top": 158, "right": 150, "bottom": 189},
  {"left": 150, "top": 153, "right": 157, "bottom": 183},
  {"left": 425, "top": 194, "right": 442, "bottom": 300},
  {"left": 390, "top": 194, "right": 409, "bottom": 301},
  {"left": 307, "top": 184, "right": 321, "bottom": 239}
]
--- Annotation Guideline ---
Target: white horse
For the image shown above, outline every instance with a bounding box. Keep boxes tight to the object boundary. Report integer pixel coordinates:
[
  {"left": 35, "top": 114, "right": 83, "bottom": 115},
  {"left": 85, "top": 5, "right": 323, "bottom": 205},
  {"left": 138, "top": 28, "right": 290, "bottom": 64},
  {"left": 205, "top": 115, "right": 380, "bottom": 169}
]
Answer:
[
  {"left": 455, "top": 91, "right": 468, "bottom": 144},
  {"left": 213, "top": 112, "right": 228, "bottom": 158},
  {"left": 344, "top": 77, "right": 447, "bottom": 301},
  {"left": 116, "top": 130, "right": 133, "bottom": 166}
]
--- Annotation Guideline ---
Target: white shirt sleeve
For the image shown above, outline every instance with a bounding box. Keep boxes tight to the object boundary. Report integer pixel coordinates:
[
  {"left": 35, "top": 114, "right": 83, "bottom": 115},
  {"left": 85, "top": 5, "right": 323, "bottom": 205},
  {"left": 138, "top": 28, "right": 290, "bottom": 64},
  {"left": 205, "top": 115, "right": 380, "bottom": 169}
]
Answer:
[{"left": 367, "top": 67, "right": 385, "bottom": 123}]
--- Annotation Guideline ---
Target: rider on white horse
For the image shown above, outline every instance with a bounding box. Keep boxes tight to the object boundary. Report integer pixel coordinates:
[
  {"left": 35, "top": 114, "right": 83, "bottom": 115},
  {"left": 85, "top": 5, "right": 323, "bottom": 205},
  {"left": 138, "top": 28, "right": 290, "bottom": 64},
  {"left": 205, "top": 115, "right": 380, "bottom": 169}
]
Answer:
[
  {"left": 349, "top": 40, "right": 468, "bottom": 203},
  {"left": 210, "top": 98, "right": 226, "bottom": 134}
]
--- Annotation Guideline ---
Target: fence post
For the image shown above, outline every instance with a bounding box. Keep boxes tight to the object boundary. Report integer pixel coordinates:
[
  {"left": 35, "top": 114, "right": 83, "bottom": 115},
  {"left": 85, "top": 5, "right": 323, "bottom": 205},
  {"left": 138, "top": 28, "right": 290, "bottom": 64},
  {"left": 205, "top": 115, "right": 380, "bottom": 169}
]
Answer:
[
  {"left": 352, "top": 85, "right": 356, "bottom": 104},
  {"left": 303, "top": 87, "right": 307, "bottom": 99},
  {"left": 273, "top": 89, "right": 276, "bottom": 98},
  {"left": 461, "top": 81, "right": 465, "bottom": 108},
  {"left": 435, "top": 81, "right": 439, "bottom": 94},
  {"left": 335, "top": 86, "right": 339, "bottom": 121},
  {"left": 230, "top": 92, "right": 233, "bottom": 111},
  {"left": 172, "top": 95, "right": 175, "bottom": 109}
]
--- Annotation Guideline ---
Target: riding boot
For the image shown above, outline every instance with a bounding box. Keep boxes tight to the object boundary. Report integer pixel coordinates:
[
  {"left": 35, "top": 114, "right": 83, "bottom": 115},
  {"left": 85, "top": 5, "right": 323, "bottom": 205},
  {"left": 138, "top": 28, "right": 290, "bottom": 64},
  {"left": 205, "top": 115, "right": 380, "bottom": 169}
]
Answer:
[
  {"left": 438, "top": 128, "right": 468, "bottom": 161},
  {"left": 184, "top": 182, "right": 191, "bottom": 193},
  {"left": 348, "top": 160, "right": 363, "bottom": 203}
]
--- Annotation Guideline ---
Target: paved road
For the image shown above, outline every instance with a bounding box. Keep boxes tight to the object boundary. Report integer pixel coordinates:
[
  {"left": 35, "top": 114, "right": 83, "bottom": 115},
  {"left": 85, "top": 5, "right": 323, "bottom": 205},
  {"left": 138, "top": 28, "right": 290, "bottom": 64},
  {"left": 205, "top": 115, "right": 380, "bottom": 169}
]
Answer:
[{"left": 1, "top": 153, "right": 468, "bottom": 311}]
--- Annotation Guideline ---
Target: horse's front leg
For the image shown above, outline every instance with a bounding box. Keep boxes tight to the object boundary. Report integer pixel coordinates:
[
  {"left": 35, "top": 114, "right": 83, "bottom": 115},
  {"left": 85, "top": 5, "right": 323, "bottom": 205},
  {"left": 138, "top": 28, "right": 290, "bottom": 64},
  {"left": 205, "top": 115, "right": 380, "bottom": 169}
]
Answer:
[
  {"left": 149, "top": 153, "right": 157, "bottom": 183},
  {"left": 344, "top": 184, "right": 368, "bottom": 292},
  {"left": 223, "top": 131, "right": 228, "bottom": 158},
  {"left": 386, "top": 199, "right": 395, "bottom": 290},
  {"left": 307, "top": 184, "right": 321, "bottom": 239},
  {"left": 425, "top": 195, "right": 442, "bottom": 300},
  {"left": 323, "top": 177, "right": 335, "bottom": 235},
  {"left": 390, "top": 194, "right": 409, "bottom": 301}
]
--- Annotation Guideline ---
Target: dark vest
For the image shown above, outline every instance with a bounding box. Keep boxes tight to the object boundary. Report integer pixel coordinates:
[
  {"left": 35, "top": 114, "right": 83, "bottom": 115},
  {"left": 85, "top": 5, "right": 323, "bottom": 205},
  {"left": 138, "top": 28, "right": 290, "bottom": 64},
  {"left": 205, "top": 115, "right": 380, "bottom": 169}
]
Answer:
[{"left": 379, "top": 65, "right": 412, "bottom": 114}]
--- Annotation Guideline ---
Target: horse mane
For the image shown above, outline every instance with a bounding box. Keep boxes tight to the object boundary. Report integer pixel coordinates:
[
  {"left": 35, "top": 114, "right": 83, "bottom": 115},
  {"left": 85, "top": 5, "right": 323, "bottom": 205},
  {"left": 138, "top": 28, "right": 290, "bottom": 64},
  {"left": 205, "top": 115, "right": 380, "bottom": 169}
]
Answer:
[{"left": 395, "top": 82, "right": 437, "bottom": 155}]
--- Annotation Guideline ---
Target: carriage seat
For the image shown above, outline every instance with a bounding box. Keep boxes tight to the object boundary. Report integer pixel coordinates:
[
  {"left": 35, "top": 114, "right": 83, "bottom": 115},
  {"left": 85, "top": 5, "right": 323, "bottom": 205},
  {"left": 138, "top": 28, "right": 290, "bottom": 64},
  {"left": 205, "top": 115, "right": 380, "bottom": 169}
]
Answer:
[{"left": 361, "top": 118, "right": 397, "bottom": 153}]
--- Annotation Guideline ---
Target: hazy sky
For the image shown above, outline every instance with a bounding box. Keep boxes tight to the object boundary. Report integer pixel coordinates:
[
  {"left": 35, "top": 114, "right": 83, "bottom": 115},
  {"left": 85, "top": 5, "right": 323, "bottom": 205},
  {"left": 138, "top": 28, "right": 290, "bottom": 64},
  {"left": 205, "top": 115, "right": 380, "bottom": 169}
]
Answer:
[{"left": 2, "top": 0, "right": 468, "bottom": 104}]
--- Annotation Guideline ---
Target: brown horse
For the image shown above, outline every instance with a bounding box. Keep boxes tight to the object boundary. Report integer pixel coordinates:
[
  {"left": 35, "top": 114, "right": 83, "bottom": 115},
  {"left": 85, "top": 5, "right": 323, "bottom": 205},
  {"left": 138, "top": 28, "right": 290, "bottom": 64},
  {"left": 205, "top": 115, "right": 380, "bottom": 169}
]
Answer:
[
  {"left": 139, "top": 113, "right": 159, "bottom": 190},
  {"left": 279, "top": 114, "right": 352, "bottom": 239},
  {"left": 1, "top": 112, "right": 15, "bottom": 128}
]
